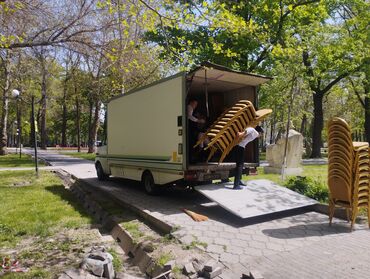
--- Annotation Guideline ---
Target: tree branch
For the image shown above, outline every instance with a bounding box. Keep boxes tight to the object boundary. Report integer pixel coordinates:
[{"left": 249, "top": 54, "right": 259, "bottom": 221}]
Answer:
[{"left": 349, "top": 77, "right": 365, "bottom": 109}]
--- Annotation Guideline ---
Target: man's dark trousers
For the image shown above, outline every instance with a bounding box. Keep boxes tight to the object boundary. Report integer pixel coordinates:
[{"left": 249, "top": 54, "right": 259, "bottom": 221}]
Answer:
[{"left": 234, "top": 145, "right": 245, "bottom": 187}]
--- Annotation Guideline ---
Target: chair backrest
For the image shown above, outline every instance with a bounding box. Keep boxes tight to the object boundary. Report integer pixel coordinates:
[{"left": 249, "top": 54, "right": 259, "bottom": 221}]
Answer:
[{"left": 328, "top": 117, "right": 354, "bottom": 203}]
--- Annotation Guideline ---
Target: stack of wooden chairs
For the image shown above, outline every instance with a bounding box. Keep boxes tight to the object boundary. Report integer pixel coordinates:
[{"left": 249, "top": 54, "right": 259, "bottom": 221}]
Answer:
[
  {"left": 328, "top": 117, "right": 370, "bottom": 230},
  {"left": 194, "top": 100, "right": 272, "bottom": 163}
]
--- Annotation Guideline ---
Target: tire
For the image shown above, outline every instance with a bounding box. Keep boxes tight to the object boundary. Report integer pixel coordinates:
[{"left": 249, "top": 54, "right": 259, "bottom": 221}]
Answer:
[
  {"left": 96, "top": 162, "right": 108, "bottom": 181},
  {"left": 142, "top": 171, "right": 158, "bottom": 195}
]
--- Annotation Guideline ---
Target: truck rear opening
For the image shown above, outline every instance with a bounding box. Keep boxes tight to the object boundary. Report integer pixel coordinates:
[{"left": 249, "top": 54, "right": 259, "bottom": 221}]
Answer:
[{"left": 185, "top": 63, "right": 270, "bottom": 175}]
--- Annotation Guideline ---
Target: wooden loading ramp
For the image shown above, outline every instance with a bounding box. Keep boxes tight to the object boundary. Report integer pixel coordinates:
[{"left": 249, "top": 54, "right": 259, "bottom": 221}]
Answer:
[{"left": 195, "top": 179, "right": 318, "bottom": 219}]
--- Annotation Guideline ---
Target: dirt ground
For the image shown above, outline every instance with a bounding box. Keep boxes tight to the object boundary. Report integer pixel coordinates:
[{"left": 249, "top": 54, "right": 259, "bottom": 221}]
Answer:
[{"left": 0, "top": 225, "right": 145, "bottom": 278}]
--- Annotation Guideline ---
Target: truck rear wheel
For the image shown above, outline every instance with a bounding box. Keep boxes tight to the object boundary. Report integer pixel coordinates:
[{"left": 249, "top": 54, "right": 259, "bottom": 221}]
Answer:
[
  {"left": 96, "top": 162, "right": 108, "bottom": 181},
  {"left": 142, "top": 171, "right": 158, "bottom": 195}
]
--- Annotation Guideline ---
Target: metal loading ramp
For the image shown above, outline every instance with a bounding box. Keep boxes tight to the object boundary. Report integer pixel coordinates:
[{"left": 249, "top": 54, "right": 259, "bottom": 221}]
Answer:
[{"left": 195, "top": 179, "right": 318, "bottom": 219}]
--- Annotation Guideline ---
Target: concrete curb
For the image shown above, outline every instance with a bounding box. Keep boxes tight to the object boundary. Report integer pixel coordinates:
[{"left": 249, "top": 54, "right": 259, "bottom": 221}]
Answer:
[
  {"left": 73, "top": 175, "right": 173, "bottom": 235},
  {"left": 54, "top": 170, "right": 227, "bottom": 278},
  {"left": 54, "top": 170, "right": 167, "bottom": 278}
]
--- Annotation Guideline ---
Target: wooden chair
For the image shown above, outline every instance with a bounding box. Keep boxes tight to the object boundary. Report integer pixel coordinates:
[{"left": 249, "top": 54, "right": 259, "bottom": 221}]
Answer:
[
  {"left": 327, "top": 117, "right": 370, "bottom": 230},
  {"left": 197, "top": 100, "right": 272, "bottom": 163}
]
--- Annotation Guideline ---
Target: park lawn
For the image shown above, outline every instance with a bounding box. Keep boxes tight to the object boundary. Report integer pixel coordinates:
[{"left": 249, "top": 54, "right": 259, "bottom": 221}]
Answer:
[
  {"left": 60, "top": 152, "right": 95, "bottom": 161},
  {"left": 0, "top": 154, "right": 45, "bottom": 168},
  {"left": 243, "top": 164, "right": 328, "bottom": 185},
  {"left": 0, "top": 171, "right": 94, "bottom": 278}
]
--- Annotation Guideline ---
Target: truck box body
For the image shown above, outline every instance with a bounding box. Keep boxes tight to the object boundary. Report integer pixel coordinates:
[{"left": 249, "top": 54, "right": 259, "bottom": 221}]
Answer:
[{"left": 96, "top": 62, "right": 271, "bottom": 186}]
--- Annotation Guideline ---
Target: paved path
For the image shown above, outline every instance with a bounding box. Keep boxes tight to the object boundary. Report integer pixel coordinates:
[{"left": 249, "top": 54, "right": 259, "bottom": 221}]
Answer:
[
  {"left": 23, "top": 149, "right": 370, "bottom": 279},
  {"left": 0, "top": 166, "right": 57, "bottom": 171}
]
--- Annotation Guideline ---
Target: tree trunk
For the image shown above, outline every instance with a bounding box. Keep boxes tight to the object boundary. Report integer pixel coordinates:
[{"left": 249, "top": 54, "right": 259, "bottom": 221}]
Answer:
[
  {"left": 0, "top": 52, "right": 11, "bottom": 155},
  {"left": 76, "top": 97, "right": 81, "bottom": 153},
  {"left": 87, "top": 100, "right": 93, "bottom": 151},
  {"left": 269, "top": 117, "right": 275, "bottom": 144},
  {"left": 88, "top": 100, "right": 100, "bottom": 153},
  {"left": 300, "top": 114, "right": 307, "bottom": 136},
  {"left": 30, "top": 108, "right": 35, "bottom": 147},
  {"left": 40, "top": 58, "right": 47, "bottom": 149},
  {"left": 61, "top": 78, "right": 68, "bottom": 147},
  {"left": 310, "top": 92, "right": 324, "bottom": 158},
  {"left": 364, "top": 64, "right": 370, "bottom": 143}
]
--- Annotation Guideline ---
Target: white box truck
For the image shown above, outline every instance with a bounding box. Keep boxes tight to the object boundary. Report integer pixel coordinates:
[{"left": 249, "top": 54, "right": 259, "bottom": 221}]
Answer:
[{"left": 95, "top": 62, "right": 271, "bottom": 194}]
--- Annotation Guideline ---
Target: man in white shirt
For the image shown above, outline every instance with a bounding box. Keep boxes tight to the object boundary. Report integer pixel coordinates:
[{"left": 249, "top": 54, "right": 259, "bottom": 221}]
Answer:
[{"left": 233, "top": 126, "right": 264, "bottom": 189}]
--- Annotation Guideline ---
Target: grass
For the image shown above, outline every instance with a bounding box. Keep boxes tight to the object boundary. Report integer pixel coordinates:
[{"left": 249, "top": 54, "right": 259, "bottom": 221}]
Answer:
[
  {"left": 241, "top": 164, "right": 329, "bottom": 203},
  {"left": 0, "top": 154, "right": 45, "bottom": 168},
  {"left": 156, "top": 252, "right": 173, "bottom": 267},
  {"left": 243, "top": 164, "right": 328, "bottom": 185},
  {"left": 120, "top": 220, "right": 144, "bottom": 242},
  {"left": 108, "top": 248, "right": 123, "bottom": 273},
  {"left": 1, "top": 268, "right": 50, "bottom": 278},
  {"left": 0, "top": 170, "right": 95, "bottom": 278},
  {"left": 0, "top": 171, "right": 93, "bottom": 248},
  {"left": 60, "top": 152, "right": 95, "bottom": 161}
]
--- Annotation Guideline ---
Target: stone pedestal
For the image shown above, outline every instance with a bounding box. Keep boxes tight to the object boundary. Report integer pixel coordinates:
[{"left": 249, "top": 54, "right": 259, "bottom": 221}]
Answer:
[
  {"left": 264, "top": 129, "right": 303, "bottom": 175},
  {"left": 263, "top": 166, "right": 303, "bottom": 175}
]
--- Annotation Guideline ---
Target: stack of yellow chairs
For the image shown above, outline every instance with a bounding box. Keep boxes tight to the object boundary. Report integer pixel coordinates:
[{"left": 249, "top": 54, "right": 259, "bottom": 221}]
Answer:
[
  {"left": 195, "top": 100, "right": 272, "bottom": 163},
  {"left": 328, "top": 117, "right": 370, "bottom": 230}
]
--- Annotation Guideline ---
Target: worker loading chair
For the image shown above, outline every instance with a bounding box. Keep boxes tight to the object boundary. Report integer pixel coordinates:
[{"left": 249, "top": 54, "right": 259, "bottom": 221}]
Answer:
[{"left": 194, "top": 100, "right": 272, "bottom": 163}]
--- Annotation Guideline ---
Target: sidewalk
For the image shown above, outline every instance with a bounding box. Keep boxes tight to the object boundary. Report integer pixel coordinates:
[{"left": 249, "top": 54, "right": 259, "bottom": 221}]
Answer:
[
  {"left": 24, "top": 149, "right": 370, "bottom": 279},
  {"left": 0, "top": 166, "right": 57, "bottom": 171}
]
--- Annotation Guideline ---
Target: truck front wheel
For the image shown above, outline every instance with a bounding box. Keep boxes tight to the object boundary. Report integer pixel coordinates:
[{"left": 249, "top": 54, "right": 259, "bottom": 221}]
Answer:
[
  {"left": 96, "top": 162, "right": 109, "bottom": 181},
  {"left": 142, "top": 171, "right": 158, "bottom": 195}
]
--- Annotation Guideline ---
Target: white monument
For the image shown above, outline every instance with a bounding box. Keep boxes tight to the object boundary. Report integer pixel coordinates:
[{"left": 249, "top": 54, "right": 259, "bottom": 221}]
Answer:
[{"left": 264, "top": 129, "right": 303, "bottom": 175}]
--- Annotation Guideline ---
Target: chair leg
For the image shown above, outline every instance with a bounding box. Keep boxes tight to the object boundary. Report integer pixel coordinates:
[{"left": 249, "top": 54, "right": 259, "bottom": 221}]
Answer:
[
  {"left": 351, "top": 208, "right": 358, "bottom": 231},
  {"left": 206, "top": 148, "right": 216, "bottom": 162},
  {"left": 329, "top": 200, "right": 335, "bottom": 226},
  {"left": 346, "top": 208, "right": 350, "bottom": 222}
]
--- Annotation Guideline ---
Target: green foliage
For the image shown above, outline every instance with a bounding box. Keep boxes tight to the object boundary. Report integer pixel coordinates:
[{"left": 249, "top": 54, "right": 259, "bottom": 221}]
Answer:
[
  {"left": 107, "top": 248, "right": 123, "bottom": 273},
  {"left": 156, "top": 252, "right": 173, "bottom": 267},
  {"left": 284, "top": 176, "right": 328, "bottom": 203},
  {"left": 182, "top": 235, "right": 208, "bottom": 250}
]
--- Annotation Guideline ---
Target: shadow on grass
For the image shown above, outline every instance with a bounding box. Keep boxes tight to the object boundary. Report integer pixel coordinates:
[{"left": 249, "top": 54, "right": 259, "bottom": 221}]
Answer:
[
  {"left": 46, "top": 180, "right": 140, "bottom": 233},
  {"left": 0, "top": 158, "right": 35, "bottom": 168},
  {"left": 45, "top": 184, "right": 94, "bottom": 223}
]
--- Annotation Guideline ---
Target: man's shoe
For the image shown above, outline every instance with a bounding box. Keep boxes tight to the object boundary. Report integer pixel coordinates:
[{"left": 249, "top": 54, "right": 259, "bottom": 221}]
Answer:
[
  {"left": 239, "top": 181, "right": 246, "bottom": 186},
  {"left": 233, "top": 185, "right": 243, "bottom": 190}
]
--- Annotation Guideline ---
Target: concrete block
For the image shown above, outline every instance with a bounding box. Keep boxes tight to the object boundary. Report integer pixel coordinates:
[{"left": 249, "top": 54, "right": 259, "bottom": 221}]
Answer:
[
  {"left": 132, "top": 248, "right": 152, "bottom": 273},
  {"left": 203, "top": 260, "right": 218, "bottom": 272},
  {"left": 203, "top": 267, "right": 222, "bottom": 279},
  {"left": 141, "top": 241, "right": 155, "bottom": 253},
  {"left": 192, "top": 260, "right": 203, "bottom": 273},
  {"left": 249, "top": 269, "right": 264, "bottom": 279},
  {"left": 163, "top": 260, "right": 176, "bottom": 271},
  {"left": 104, "top": 261, "right": 115, "bottom": 279},
  {"left": 110, "top": 225, "right": 134, "bottom": 253},
  {"left": 183, "top": 263, "right": 196, "bottom": 275}
]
